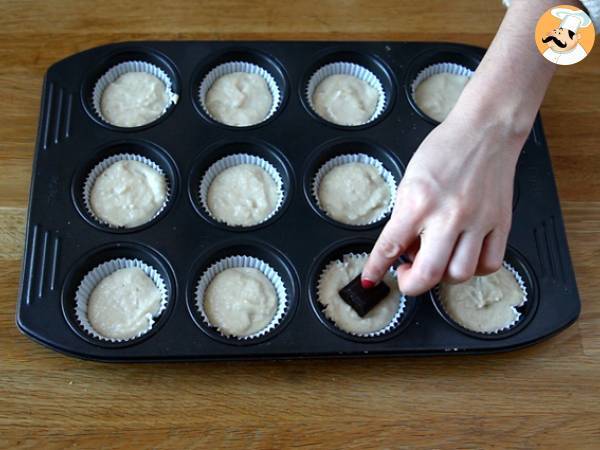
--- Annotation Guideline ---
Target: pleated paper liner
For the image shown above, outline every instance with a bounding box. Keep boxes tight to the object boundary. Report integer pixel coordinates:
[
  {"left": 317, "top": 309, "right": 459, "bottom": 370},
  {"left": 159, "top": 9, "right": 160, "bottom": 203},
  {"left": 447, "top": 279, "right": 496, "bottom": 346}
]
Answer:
[
  {"left": 306, "top": 61, "right": 387, "bottom": 126},
  {"left": 74, "top": 258, "right": 169, "bottom": 343},
  {"left": 316, "top": 252, "right": 406, "bottom": 338},
  {"left": 82, "top": 153, "right": 170, "bottom": 229},
  {"left": 311, "top": 153, "right": 397, "bottom": 226},
  {"left": 433, "top": 261, "right": 528, "bottom": 337},
  {"left": 92, "top": 60, "right": 178, "bottom": 127},
  {"left": 410, "top": 62, "right": 474, "bottom": 123},
  {"left": 198, "top": 61, "right": 281, "bottom": 126},
  {"left": 194, "top": 255, "right": 288, "bottom": 341},
  {"left": 198, "top": 153, "right": 284, "bottom": 227}
]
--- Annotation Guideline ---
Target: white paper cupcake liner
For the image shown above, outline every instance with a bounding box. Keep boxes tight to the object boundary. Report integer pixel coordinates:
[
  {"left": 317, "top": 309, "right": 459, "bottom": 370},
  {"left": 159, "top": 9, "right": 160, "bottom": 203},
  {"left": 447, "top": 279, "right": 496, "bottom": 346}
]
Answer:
[
  {"left": 92, "top": 60, "right": 178, "bottom": 126},
  {"left": 317, "top": 252, "right": 406, "bottom": 338},
  {"left": 311, "top": 153, "right": 397, "bottom": 226},
  {"left": 306, "top": 62, "right": 386, "bottom": 126},
  {"left": 198, "top": 61, "right": 281, "bottom": 126},
  {"left": 410, "top": 62, "right": 474, "bottom": 118},
  {"left": 74, "top": 258, "right": 169, "bottom": 342},
  {"left": 194, "top": 255, "right": 288, "bottom": 340},
  {"left": 435, "top": 261, "right": 528, "bottom": 335},
  {"left": 82, "top": 153, "right": 170, "bottom": 229},
  {"left": 198, "top": 153, "right": 284, "bottom": 227}
]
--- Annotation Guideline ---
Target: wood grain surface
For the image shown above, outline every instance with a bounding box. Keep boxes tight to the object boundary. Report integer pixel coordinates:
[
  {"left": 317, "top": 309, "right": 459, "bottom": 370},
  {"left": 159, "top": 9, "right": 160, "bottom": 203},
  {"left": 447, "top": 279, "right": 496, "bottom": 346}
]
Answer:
[{"left": 1, "top": 1, "right": 599, "bottom": 448}]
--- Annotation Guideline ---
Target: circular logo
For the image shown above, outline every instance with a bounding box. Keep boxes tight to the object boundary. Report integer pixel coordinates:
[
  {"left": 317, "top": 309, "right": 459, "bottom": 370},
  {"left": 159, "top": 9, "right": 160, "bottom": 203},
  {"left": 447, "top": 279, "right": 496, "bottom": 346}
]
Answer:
[{"left": 535, "top": 4, "right": 595, "bottom": 65}]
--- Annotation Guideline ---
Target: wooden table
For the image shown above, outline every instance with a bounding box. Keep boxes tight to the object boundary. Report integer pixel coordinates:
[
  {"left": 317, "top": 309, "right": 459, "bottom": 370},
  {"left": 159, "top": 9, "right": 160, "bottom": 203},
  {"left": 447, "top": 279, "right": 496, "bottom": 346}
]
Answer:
[{"left": 1, "top": 1, "right": 598, "bottom": 448}]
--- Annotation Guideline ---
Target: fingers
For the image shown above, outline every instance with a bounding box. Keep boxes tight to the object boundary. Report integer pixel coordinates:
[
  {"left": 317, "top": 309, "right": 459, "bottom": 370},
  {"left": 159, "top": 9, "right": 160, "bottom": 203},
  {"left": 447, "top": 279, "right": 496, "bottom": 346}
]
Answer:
[
  {"left": 396, "top": 225, "right": 509, "bottom": 294},
  {"left": 445, "top": 231, "right": 485, "bottom": 283},
  {"left": 405, "top": 239, "right": 420, "bottom": 263},
  {"left": 362, "top": 212, "right": 419, "bottom": 285},
  {"left": 396, "top": 225, "right": 460, "bottom": 296},
  {"left": 476, "top": 227, "right": 509, "bottom": 275}
]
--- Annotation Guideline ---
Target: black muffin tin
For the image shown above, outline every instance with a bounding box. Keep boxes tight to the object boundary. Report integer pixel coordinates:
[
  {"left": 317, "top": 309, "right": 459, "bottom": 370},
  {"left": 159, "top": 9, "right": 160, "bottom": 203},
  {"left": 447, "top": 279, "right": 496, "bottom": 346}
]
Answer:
[{"left": 17, "top": 41, "right": 580, "bottom": 361}]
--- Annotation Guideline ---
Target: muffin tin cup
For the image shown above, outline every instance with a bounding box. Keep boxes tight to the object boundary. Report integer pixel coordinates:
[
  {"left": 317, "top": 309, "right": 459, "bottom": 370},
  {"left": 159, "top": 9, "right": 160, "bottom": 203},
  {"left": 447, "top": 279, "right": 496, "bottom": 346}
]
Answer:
[
  {"left": 317, "top": 252, "right": 407, "bottom": 338},
  {"left": 92, "top": 60, "right": 179, "bottom": 127},
  {"left": 306, "top": 62, "right": 387, "bottom": 126},
  {"left": 82, "top": 153, "right": 170, "bottom": 229},
  {"left": 194, "top": 255, "right": 288, "bottom": 341},
  {"left": 311, "top": 153, "right": 397, "bottom": 227},
  {"left": 434, "top": 261, "right": 529, "bottom": 336},
  {"left": 410, "top": 62, "right": 474, "bottom": 122},
  {"left": 198, "top": 153, "right": 284, "bottom": 227},
  {"left": 74, "top": 258, "right": 169, "bottom": 343},
  {"left": 198, "top": 61, "right": 281, "bottom": 126}
]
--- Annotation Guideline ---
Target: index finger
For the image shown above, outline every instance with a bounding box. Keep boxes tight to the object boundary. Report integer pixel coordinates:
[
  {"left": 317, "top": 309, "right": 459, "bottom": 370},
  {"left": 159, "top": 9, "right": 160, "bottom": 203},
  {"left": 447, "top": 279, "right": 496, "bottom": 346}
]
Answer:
[{"left": 362, "top": 212, "right": 419, "bottom": 286}]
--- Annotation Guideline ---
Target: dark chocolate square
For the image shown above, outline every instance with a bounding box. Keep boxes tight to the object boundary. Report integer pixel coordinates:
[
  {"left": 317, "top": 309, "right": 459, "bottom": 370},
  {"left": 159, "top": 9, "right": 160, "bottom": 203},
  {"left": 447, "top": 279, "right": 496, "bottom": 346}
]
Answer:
[{"left": 338, "top": 275, "right": 390, "bottom": 317}]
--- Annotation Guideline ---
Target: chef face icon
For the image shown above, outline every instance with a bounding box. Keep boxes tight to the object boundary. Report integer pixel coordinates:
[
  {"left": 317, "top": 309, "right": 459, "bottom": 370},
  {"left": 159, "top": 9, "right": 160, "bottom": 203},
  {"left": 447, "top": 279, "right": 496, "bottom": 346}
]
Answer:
[
  {"left": 542, "top": 26, "right": 580, "bottom": 52},
  {"left": 535, "top": 5, "right": 595, "bottom": 66}
]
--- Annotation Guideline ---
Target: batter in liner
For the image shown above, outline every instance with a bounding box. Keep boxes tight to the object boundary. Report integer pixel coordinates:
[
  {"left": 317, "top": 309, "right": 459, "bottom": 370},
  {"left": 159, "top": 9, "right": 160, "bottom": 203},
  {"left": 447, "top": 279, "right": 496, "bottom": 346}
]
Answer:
[
  {"left": 318, "top": 253, "right": 401, "bottom": 335},
  {"left": 203, "top": 267, "right": 278, "bottom": 337},
  {"left": 90, "top": 159, "right": 167, "bottom": 228},
  {"left": 439, "top": 265, "right": 525, "bottom": 333},
  {"left": 312, "top": 74, "right": 379, "bottom": 126},
  {"left": 87, "top": 267, "right": 163, "bottom": 340},
  {"left": 413, "top": 72, "right": 469, "bottom": 122},
  {"left": 205, "top": 72, "right": 272, "bottom": 126},
  {"left": 317, "top": 162, "right": 391, "bottom": 225},
  {"left": 101, "top": 72, "right": 172, "bottom": 127},
  {"left": 206, "top": 163, "right": 280, "bottom": 227}
]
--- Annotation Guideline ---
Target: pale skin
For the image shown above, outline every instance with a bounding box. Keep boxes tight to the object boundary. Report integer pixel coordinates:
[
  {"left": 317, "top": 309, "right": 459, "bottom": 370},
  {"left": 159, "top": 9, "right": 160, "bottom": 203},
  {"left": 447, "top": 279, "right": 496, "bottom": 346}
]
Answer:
[{"left": 362, "top": 0, "right": 581, "bottom": 295}]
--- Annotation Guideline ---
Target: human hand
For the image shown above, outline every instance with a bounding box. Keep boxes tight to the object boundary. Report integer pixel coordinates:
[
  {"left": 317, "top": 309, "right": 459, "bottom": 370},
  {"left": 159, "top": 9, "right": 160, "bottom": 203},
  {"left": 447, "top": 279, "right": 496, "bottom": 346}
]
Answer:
[{"left": 362, "top": 110, "right": 525, "bottom": 296}]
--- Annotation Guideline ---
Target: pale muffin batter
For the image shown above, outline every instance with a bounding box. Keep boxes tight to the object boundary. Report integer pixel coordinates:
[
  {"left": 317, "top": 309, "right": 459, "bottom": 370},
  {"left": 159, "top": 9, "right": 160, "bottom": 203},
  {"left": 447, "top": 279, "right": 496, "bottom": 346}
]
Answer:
[
  {"left": 205, "top": 72, "right": 273, "bottom": 126},
  {"left": 439, "top": 266, "right": 525, "bottom": 333},
  {"left": 87, "top": 268, "right": 163, "bottom": 340},
  {"left": 413, "top": 72, "right": 470, "bottom": 122},
  {"left": 90, "top": 160, "right": 167, "bottom": 228},
  {"left": 204, "top": 267, "right": 278, "bottom": 337},
  {"left": 101, "top": 72, "right": 172, "bottom": 127},
  {"left": 318, "top": 162, "right": 391, "bottom": 225},
  {"left": 318, "top": 254, "right": 401, "bottom": 335},
  {"left": 206, "top": 164, "right": 280, "bottom": 227},
  {"left": 312, "top": 74, "right": 379, "bottom": 126}
]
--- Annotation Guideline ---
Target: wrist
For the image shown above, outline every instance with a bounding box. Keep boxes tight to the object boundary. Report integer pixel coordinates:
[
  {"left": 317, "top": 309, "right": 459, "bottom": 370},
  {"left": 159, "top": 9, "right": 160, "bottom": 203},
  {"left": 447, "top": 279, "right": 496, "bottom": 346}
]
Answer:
[
  {"left": 447, "top": 87, "right": 536, "bottom": 156},
  {"left": 443, "top": 101, "right": 527, "bottom": 163}
]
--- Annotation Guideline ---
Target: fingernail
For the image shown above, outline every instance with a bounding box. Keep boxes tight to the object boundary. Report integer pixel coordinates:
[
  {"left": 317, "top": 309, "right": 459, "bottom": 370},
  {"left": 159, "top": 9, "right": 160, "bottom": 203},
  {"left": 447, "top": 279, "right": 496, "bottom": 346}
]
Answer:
[{"left": 361, "top": 278, "right": 376, "bottom": 289}]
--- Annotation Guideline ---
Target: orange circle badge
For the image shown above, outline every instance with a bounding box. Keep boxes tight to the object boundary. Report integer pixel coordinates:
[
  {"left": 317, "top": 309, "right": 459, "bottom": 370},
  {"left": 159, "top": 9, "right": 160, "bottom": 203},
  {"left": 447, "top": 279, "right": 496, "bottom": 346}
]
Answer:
[{"left": 535, "top": 5, "right": 595, "bottom": 65}]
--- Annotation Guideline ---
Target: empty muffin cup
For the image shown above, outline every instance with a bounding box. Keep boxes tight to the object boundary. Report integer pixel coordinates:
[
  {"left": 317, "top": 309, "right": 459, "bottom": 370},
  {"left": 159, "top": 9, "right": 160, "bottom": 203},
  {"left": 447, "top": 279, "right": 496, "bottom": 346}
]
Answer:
[
  {"left": 82, "top": 153, "right": 170, "bottom": 229},
  {"left": 435, "top": 261, "right": 528, "bottom": 335},
  {"left": 312, "top": 153, "right": 396, "bottom": 226},
  {"left": 194, "top": 255, "right": 289, "bottom": 340},
  {"left": 410, "top": 62, "right": 474, "bottom": 123},
  {"left": 92, "top": 60, "right": 179, "bottom": 127},
  {"left": 74, "top": 258, "right": 169, "bottom": 342},
  {"left": 198, "top": 153, "right": 284, "bottom": 227},
  {"left": 198, "top": 61, "right": 281, "bottom": 127},
  {"left": 317, "top": 252, "right": 406, "bottom": 337},
  {"left": 306, "top": 62, "right": 386, "bottom": 127}
]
